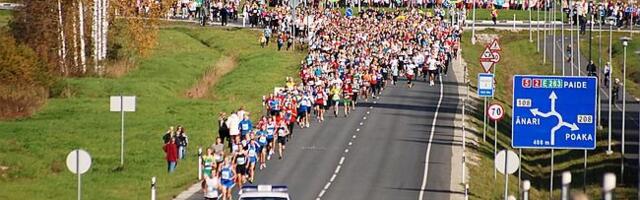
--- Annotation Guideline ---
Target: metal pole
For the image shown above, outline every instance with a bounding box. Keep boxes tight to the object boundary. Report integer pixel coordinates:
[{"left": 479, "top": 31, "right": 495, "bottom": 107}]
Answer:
[
  {"left": 504, "top": 149, "right": 509, "bottom": 200},
  {"left": 77, "top": 149, "right": 81, "bottom": 200},
  {"left": 562, "top": 7, "right": 565, "bottom": 76},
  {"left": 530, "top": 4, "right": 533, "bottom": 42},
  {"left": 472, "top": 0, "right": 476, "bottom": 44},
  {"left": 518, "top": 149, "right": 522, "bottom": 196},
  {"left": 561, "top": 171, "right": 571, "bottom": 200},
  {"left": 553, "top": 0, "right": 557, "bottom": 74},
  {"left": 598, "top": 21, "right": 603, "bottom": 129},
  {"left": 523, "top": 180, "right": 530, "bottom": 200},
  {"left": 514, "top": 14, "right": 516, "bottom": 31},
  {"left": 151, "top": 177, "right": 157, "bottom": 200},
  {"left": 465, "top": 184, "right": 469, "bottom": 200},
  {"left": 120, "top": 96, "right": 124, "bottom": 167},
  {"left": 637, "top": 98, "right": 640, "bottom": 200},
  {"left": 603, "top": 173, "right": 616, "bottom": 200},
  {"left": 550, "top": 149, "right": 554, "bottom": 200},
  {"left": 198, "top": 147, "right": 203, "bottom": 180},
  {"left": 621, "top": 40, "right": 627, "bottom": 183},
  {"left": 571, "top": 10, "right": 575, "bottom": 76},
  {"left": 463, "top": 55, "right": 467, "bottom": 185},
  {"left": 607, "top": 22, "right": 613, "bottom": 155},
  {"left": 484, "top": 98, "right": 487, "bottom": 142},
  {"left": 583, "top": 150, "right": 587, "bottom": 192},
  {"left": 544, "top": 1, "right": 548, "bottom": 64},
  {"left": 538, "top": 5, "right": 541, "bottom": 52},
  {"left": 577, "top": 15, "right": 581, "bottom": 75},
  {"left": 494, "top": 119, "right": 498, "bottom": 180}
]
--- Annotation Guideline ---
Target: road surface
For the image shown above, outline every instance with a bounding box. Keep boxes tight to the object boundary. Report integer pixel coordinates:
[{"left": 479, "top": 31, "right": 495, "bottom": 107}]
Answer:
[{"left": 184, "top": 68, "right": 462, "bottom": 200}]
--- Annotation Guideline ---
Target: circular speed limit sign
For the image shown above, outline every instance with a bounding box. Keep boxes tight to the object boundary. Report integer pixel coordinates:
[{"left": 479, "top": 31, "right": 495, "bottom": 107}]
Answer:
[{"left": 488, "top": 103, "right": 505, "bottom": 121}]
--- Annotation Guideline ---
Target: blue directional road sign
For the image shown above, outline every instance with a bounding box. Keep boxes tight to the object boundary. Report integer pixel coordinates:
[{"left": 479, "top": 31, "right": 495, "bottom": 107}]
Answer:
[
  {"left": 512, "top": 75, "right": 597, "bottom": 149},
  {"left": 478, "top": 73, "right": 494, "bottom": 97}
]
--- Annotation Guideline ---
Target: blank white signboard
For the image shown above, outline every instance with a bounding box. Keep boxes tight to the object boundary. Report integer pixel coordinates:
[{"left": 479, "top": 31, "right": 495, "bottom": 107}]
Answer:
[{"left": 110, "top": 96, "right": 136, "bottom": 112}]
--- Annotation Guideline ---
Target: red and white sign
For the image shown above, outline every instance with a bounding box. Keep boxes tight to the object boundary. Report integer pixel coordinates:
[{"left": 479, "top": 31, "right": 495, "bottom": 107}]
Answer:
[
  {"left": 491, "top": 52, "right": 501, "bottom": 63},
  {"left": 488, "top": 103, "right": 505, "bottom": 121},
  {"left": 480, "top": 46, "right": 495, "bottom": 73},
  {"left": 489, "top": 39, "right": 501, "bottom": 52}
]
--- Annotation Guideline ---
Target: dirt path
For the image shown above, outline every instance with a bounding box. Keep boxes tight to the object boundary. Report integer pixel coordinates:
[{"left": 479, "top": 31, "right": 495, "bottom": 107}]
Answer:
[{"left": 185, "top": 54, "right": 238, "bottom": 99}]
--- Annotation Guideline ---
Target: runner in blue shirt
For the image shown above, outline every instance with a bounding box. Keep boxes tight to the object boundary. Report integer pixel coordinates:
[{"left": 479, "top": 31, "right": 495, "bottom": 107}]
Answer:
[
  {"left": 239, "top": 115, "right": 253, "bottom": 137},
  {"left": 245, "top": 134, "right": 260, "bottom": 183},
  {"left": 219, "top": 157, "right": 235, "bottom": 200},
  {"left": 255, "top": 126, "right": 268, "bottom": 170}
]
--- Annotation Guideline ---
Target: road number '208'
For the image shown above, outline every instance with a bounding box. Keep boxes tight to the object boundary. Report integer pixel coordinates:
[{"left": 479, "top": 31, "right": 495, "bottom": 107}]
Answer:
[{"left": 577, "top": 115, "right": 593, "bottom": 123}]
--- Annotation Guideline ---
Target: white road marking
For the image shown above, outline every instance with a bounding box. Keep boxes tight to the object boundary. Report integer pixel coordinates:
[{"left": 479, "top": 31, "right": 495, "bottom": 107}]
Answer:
[
  {"left": 339, "top": 157, "right": 345, "bottom": 165},
  {"left": 363, "top": 116, "right": 367, "bottom": 120},
  {"left": 418, "top": 74, "right": 445, "bottom": 200},
  {"left": 356, "top": 128, "right": 360, "bottom": 132},
  {"left": 344, "top": 149, "right": 349, "bottom": 153},
  {"left": 348, "top": 142, "right": 352, "bottom": 146}
]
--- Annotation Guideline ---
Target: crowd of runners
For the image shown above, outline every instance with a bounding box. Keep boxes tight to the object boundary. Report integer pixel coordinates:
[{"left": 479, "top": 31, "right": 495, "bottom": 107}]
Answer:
[{"left": 183, "top": 5, "right": 462, "bottom": 200}]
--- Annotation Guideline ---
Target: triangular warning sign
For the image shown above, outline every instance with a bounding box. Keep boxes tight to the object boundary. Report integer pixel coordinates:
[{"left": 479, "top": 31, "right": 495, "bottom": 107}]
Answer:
[
  {"left": 489, "top": 39, "right": 501, "bottom": 52},
  {"left": 480, "top": 47, "right": 493, "bottom": 59},
  {"left": 480, "top": 59, "right": 494, "bottom": 73}
]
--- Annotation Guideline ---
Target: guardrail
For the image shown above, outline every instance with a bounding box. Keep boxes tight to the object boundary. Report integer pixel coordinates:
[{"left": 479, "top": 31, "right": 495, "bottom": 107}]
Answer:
[{"left": 0, "top": 3, "right": 23, "bottom": 10}]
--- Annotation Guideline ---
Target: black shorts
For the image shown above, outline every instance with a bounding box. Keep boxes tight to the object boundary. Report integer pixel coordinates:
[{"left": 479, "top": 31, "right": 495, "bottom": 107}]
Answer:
[
  {"left": 236, "top": 164, "right": 246, "bottom": 175},
  {"left": 270, "top": 110, "right": 280, "bottom": 116},
  {"left": 267, "top": 137, "right": 274, "bottom": 144},
  {"left": 298, "top": 110, "right": 307, "bottom": 118},
  {"left": 278, "top": 136, "right": 287, "bottom": 145}
]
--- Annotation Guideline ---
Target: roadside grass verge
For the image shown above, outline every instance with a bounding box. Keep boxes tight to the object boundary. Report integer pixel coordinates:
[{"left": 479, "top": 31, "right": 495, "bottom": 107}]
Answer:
[
  {"left": 0, "top": 27, "right": 304, "bottom": 200},
  {"left": 0, "top": 10, "right": 11, "bottom": 27},
  {"left": 461, "top": 29, "right": 635, "bottom": 199},
  {"left": 577, "top": 30, "right": 640, "bottom": 98}
]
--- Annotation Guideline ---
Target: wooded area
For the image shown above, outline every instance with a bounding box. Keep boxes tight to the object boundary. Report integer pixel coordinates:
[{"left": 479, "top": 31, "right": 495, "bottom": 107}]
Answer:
[{"left": 1, "top": 0, "right": 169, "bottom": 119}]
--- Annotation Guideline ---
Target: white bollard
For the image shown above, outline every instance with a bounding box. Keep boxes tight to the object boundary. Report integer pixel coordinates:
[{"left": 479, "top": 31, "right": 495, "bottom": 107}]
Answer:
[
  {"left": 561, "top": 171, "right": 572, "bottom": 200},
  {"left": 151, "top": 176, "right": 156, "bottom": 200},
  {"left": 198, "top": 147, "right": 203, "bottom": 180},
  {"left": 465, "top": 184, "right": 469, "bottom": 200},
  {"left": 522, "top": 180, "right": 531, "bottom": 200},
  {"left": 603, "top": 173, "right": 616, "bottom": 200}
]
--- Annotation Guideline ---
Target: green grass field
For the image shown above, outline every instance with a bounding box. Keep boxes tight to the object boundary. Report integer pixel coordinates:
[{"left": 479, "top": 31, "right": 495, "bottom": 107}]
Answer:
[
  {"left": 0, "top": 27, "right": 304, "bottom": 199},
  {"left": 0, "top": 10, "right": 11, "bottom": 27},
  {"left": 577, "top": 30, "right": 640, "bottom": 98},
  {"left": 461, "top": 29, "right": 636, "bottom": 199}
]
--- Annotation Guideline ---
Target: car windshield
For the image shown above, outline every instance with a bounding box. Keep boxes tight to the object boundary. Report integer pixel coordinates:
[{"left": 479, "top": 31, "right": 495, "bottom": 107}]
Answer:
[{"left": 239, "top": 198, "right": 287, "bottom": 200}]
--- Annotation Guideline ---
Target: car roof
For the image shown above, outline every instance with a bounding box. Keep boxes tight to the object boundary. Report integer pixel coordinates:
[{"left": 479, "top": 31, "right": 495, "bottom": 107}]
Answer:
[{"left": 239, "top": 191, "right": 290, "bottom": 199}]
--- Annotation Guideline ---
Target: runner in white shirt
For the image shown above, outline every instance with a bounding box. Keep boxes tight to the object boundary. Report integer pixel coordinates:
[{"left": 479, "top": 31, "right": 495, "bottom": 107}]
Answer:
[{"left": 201, "top": 170, "right": 222, "bottom": 200}]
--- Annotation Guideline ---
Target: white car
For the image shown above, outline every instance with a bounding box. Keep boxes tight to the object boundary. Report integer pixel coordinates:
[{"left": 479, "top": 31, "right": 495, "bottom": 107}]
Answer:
[{"left": 238, "top": 185, "right": 290, "bottom": 200}]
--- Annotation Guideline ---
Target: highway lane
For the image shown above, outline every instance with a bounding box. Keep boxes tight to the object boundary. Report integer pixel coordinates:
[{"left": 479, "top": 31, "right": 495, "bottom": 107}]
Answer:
[
  {"left": 321, "top": 74, "right": 460, "bottom": 200},
  {"left": 185, "top": 73, "right": 461, "bottom": 200}
]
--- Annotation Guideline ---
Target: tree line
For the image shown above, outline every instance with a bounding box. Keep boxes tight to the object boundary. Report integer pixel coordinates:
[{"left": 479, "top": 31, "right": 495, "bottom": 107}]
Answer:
[{"left": 1, "top": 0, "right": 170, "bottom": 119}]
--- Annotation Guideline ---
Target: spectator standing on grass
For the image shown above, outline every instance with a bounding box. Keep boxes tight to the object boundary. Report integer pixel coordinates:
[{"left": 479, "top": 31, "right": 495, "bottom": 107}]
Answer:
[
  {"left": 221, "top": 5, "right": 229, "bottom": 26},
  {"left": 218, "top": 112, "right": 231, "bottom": 146},
  {"left": 163, "top": 126, "right": 175, "bottom": 144},
  {"left": 603, "top": 62, "right": 611, "bottom": 87},
  {"left": 176, "top": 126, "right": 189, "bottom": 160},
  {"left": 227, "top": 111, "right": 241, "bottom": 144},
  {"left": 264, "top": 26, "right": 272, "bottom": 46},
  {"left": 491, "top": 7, "right": 498, "bottom": 25},
  {"left": 163, "top": 138, "right": 178, "bottom": 173},
  {"left": 613, "top": 78, "right": 621, "bottom": 102},
  {"left": 239, "top": 114, "right": 253, "bottom": 138}
]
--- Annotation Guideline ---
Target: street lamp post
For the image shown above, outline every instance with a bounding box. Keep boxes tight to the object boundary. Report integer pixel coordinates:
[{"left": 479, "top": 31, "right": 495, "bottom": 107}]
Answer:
[
  {"left": 636, "top": 97, "right": 640, "bottom": 200},
  {"left": 620, "top": 36, "right": 631, "bottom": 183},
  {"left": 472, "top": 0, "right": 476, "bottom": 44},
  {"left": 606, "top": 16, "right": 616, "bottom": 155}
]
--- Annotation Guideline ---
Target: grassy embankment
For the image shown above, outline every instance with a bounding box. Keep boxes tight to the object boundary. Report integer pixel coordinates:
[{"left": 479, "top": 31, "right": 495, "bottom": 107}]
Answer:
[
  {"left": 461, "top": 29, "right": 636, "bottom": 199},
  {"left": 0, "top": 26, "right": 304, "bottom": 199}
]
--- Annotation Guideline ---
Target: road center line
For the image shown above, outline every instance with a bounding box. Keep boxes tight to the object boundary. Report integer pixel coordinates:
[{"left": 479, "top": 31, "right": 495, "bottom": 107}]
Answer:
[{"left": 418, "top": 75, "right": 445, "bottom": 200}]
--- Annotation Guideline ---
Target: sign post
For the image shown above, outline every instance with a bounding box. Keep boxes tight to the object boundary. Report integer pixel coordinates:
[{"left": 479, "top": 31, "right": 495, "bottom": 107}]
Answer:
[
  {"left": 66, "top": 149, "right": 92, "bottom": 200},
  {"left": 488, "top": 103, "right": 504, "bottom": 180},
  {"left": 110, "top": 96, "right": 136, "bottom": 167},
  {"left": 495, "top": 149, "right": 520, "bottom": 200}
]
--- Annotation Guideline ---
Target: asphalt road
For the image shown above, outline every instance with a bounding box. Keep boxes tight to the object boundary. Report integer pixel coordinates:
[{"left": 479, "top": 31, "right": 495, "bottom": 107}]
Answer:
[{"left": 185, "top": 73, "right": 461, "bottom": 200}]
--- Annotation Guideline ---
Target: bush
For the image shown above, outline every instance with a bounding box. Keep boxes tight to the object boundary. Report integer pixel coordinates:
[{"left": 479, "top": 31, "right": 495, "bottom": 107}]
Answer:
[{"left": 0, "top": 30, "right": 52, "bottom": 119}]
